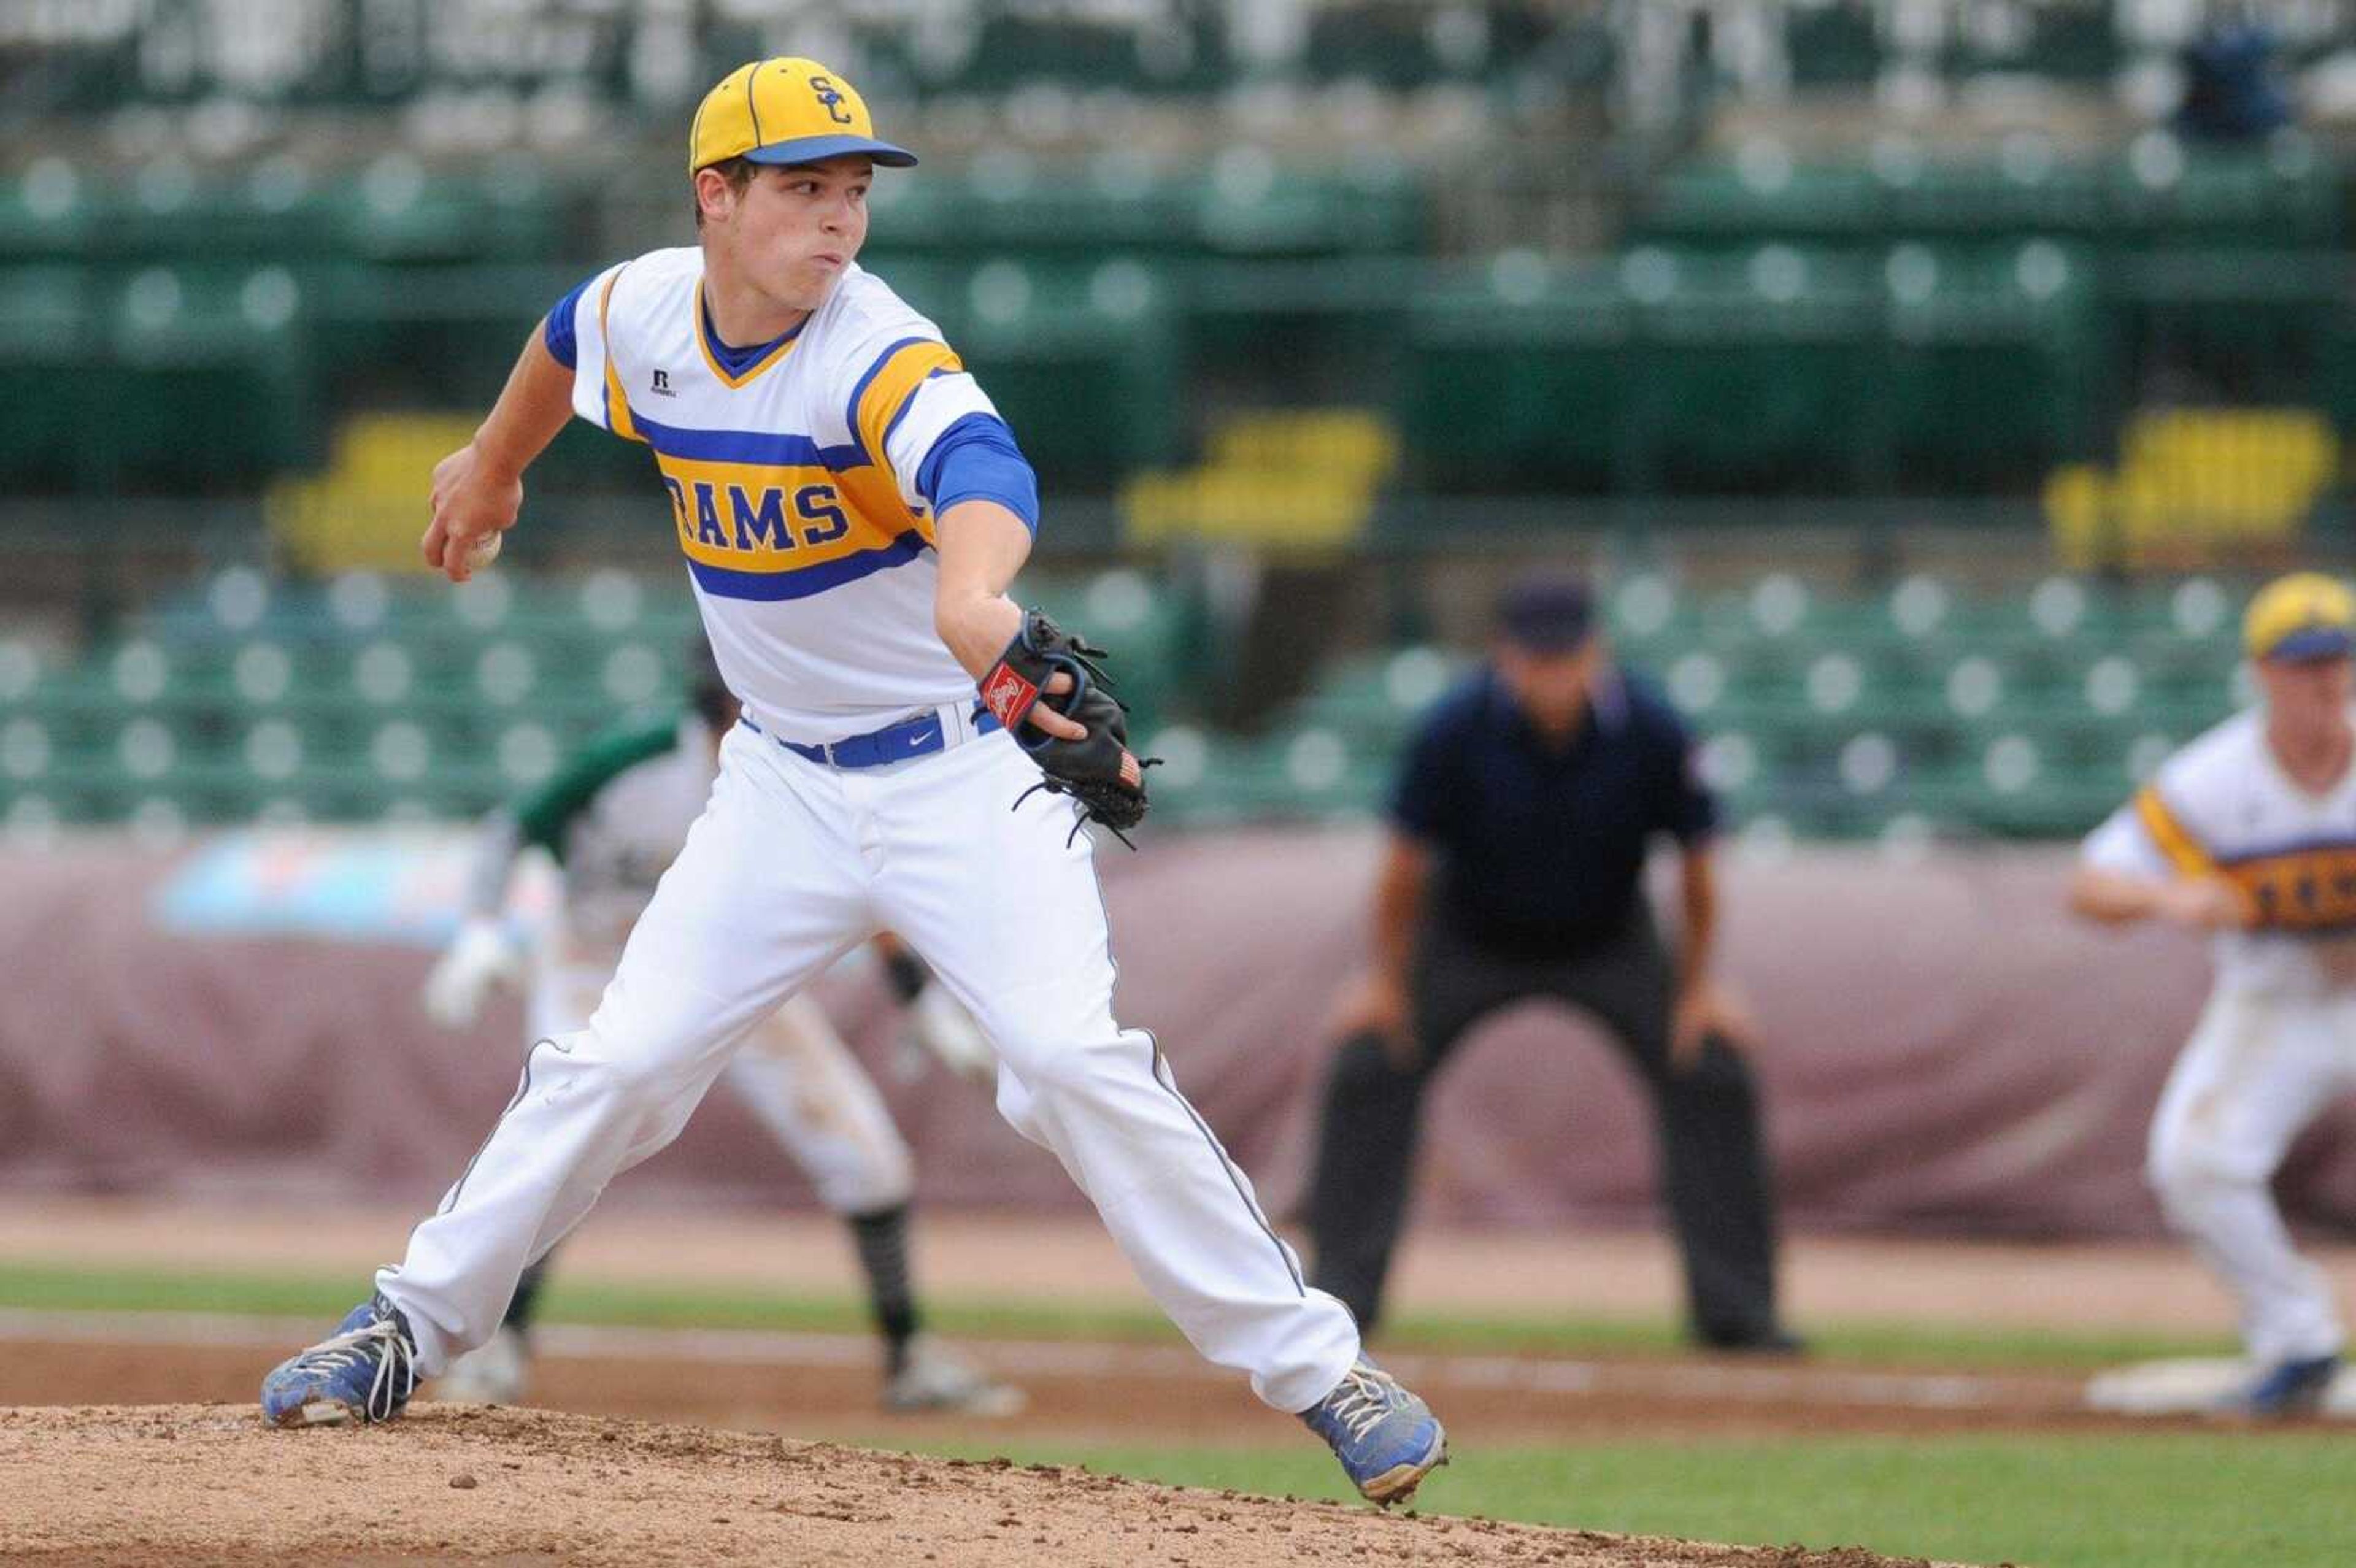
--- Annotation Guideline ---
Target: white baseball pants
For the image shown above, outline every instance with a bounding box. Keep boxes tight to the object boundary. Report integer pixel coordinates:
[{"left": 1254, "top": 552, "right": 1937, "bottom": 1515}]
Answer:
[
  {"left": 2147, "top": 984, "right": 2354, "bottom": 1365},
  {"left": 380, "top": 721, "right": 1360, "bottom": 1413},
  {"left": 532, "top": 951, "right": 914, "bottom": 1217}
]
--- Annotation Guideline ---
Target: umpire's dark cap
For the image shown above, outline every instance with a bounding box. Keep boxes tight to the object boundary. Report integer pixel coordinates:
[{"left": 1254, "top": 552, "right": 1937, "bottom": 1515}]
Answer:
[{"left": 1496, "top": 574, "right": 1595, "bottom": 652}]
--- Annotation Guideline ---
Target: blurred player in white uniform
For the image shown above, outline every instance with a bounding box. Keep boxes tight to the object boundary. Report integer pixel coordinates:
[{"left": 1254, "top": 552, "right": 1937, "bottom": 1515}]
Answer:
[
  {"left": 261, "top": 56, "right": 1443, "bottom": 1503},
  {"left": 420, "top": 650, "right": 1014, "bottom": 1415},
  {"left": 2073, "top": 572, "right": 2356, "bottom": 1416}
]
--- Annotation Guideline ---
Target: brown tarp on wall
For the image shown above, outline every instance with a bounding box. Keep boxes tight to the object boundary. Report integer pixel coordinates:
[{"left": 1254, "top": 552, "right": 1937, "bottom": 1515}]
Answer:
[{"left": 5, "top": 831, "right": 2353, "bottom": 1239}]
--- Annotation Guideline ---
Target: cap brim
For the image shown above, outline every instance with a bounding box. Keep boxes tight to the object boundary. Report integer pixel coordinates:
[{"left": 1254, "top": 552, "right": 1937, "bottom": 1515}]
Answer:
[
  {"left": 2261, "top": 626, "right": 2355, "bottom": 662},
  {"left": 741, "top": 134, "right": 918, "bottom": 169}
]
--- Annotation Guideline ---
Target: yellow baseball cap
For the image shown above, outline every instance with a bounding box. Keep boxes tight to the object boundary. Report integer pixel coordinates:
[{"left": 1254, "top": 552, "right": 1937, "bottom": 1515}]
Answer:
[
  {"left": 688, "top": 58, "right": 916, "bottom": 175},
  {"left": 2244, "top": 571, "right": 2356, "bottom": 662}
]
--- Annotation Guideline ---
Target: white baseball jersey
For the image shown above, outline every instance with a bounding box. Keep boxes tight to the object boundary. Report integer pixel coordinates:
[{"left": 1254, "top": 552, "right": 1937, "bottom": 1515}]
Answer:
[
  {"left": 558, "top": 252, "right": 999, "bottom": 743},
  {"left": 2083, "top": 707, "right": 2356, "bottom": 994}
]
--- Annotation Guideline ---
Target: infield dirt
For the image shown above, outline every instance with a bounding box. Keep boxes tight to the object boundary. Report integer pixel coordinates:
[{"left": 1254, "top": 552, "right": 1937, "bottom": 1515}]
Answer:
[
  {"left": 4, "top": 1202, "right": 2327, "bottom": 1564},
  {"left": 0, "top": 1403, "right": 1958, "bottom": 1568}
]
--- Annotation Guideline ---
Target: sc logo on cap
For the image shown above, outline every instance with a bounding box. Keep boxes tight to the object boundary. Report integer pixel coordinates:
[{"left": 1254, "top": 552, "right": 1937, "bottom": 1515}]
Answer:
[{"left": 808, "top": 74, "right": 855, "bottom": 125}]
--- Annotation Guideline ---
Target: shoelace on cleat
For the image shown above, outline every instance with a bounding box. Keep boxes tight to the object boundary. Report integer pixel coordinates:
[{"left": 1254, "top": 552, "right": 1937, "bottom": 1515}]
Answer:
[
  {"left": 296, "top": 1315, "right": 417, "bottom": 1421},
  {"left": 1321, "top": 1367, "right": 1405, "bottom": 1443}
]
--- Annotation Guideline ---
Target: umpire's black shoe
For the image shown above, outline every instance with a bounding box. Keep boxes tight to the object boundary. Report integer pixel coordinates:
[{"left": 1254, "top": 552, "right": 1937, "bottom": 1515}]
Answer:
[{"left": 1695, "top": 1326, "right": 1808, "bottom": 1357}]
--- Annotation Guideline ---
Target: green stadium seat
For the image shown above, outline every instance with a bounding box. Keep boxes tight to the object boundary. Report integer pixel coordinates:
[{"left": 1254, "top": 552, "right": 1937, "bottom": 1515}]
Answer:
[
  {"left": 1882, "top": 159, "right": 2104, "bottom": 241},
  {"left": 0, "top": 715, "right": 52, "bottom": 785},
  {"left": 21, "top": 572, "right": 2281, "bottom": 837},
  {"left": 0, "top": 265, "right": 84, "bottom": 355},
  {"left": 2014, "top": 6, "right": 2122, "bottom": 80},
  {"left": 1197, "top": 165, "right": 1423, "bottom": 259},
  {"left": 0, "top": 161, "right": 94, "bottom": 263},
  {"left": 1636, "top": 161, "right": 1882, "bottom": 248},
  {"left": 949, "top": 261, "right": 1183, "bottom": 493},
  {"left": 0, "top": 266, "right": 109, "bottom": 488},
  {"left": 1403, "top": 266, "right": 1632, "bottom": 491},
  {"left": 2111, "top": 145, "right": 2340, "bottom": 250},
  {"left": 1783, "top": 6, "right": 1881, "bottom": 86},
  {"left": 101, "top": 265, "right": 312, "bottom": 489},
  {"left": 1881, "top": 243, "right": 2101, "bottom": 488}
]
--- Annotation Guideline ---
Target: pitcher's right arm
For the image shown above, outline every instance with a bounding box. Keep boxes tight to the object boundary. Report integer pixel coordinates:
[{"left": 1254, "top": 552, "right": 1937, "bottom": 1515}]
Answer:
[{"left": 422, "top": 329, "right": 575, "bottom": 582}]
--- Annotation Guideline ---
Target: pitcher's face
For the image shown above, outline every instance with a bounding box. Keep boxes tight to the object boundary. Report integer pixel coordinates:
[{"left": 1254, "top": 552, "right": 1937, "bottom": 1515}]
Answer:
[{"left": 701, "top": 156, "right": 872, "bottom": 312}]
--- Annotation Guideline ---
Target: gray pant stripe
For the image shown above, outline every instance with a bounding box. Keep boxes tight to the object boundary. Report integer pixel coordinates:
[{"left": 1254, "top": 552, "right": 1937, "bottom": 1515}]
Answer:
[
  {"left": 1085, "top": 824, "right": 1304, "bottom": 1296},
  {"left": 439, "top": 1037, "right": 555, "bottom": 1216},
  {"left": 1144, "top": 1030, "right": 1305, "bottom": 1296}
]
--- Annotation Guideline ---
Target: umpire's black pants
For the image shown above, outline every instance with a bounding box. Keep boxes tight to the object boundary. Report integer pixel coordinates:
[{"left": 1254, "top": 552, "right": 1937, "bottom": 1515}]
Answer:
[{"left": 1303, "top": 907, "right": 1784, "bottom": 1344}]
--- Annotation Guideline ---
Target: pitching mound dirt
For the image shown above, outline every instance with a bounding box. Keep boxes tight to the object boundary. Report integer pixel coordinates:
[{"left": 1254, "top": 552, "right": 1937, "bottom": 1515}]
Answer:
[{"left": 0, "top": 1404, "right": 1957, "bottom": 1567}]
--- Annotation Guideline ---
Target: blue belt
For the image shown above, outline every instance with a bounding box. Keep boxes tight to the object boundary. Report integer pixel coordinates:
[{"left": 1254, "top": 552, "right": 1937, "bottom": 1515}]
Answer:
[{"left": 742, "top": 704, "right": 1001, "bottom": 769}]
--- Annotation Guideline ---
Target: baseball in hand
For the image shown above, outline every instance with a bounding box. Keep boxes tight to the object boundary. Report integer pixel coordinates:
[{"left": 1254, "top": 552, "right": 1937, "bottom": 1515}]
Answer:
[{"left": 460, "top": 531, "right": 503, "bottom": 571}]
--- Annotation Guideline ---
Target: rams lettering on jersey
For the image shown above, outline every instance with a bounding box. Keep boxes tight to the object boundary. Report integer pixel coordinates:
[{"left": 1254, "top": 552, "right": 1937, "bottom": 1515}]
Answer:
[{"left": 2138, "top": 783, "right": 2356, "bottom": 933}]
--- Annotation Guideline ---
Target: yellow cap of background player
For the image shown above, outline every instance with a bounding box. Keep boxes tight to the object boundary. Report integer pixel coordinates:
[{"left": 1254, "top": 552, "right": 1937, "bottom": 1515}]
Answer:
[
  {"left": 2244, "top": 572, "right": 2356, "bottom": 662},
  {"left": 688, "top": 58, "right": 917, "bottom": 175}
]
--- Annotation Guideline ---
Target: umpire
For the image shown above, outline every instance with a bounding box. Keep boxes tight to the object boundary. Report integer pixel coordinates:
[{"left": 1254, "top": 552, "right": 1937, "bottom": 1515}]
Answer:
[{"left": 1303, "top": 574, "right": 1793, "bottom": 1351}]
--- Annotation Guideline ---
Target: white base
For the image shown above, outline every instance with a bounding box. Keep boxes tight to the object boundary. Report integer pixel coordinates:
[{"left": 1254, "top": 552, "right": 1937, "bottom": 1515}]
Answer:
[{"left": 2084, "top": 1357, "right": 2356, "bottom": 1417}]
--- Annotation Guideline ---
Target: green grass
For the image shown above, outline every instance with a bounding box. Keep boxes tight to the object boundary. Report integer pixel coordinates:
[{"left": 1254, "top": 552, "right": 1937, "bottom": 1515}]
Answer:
[
  {"left": 905, "top": 1433, "right": 2356, "bottom": 1568},
  {"left": 0, "top": 1261, "right": 2241, "bottom": 1372},
  {"left": 4, "top": 1262, "right": 2346, "bottom": 1564}
]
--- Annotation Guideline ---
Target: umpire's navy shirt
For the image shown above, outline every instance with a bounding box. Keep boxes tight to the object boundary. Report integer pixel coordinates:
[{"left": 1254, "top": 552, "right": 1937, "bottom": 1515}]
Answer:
[{"left": 1391, "top": 664, "right": 1717, "bottom": 958}]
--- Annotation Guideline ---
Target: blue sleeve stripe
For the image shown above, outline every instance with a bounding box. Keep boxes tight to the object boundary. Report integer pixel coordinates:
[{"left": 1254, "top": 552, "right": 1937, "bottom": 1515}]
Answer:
[
  {"left": 928, "top": 480, "right": 1041, "bottom": 534},
  {"left": 918, "top": 413, "right": 1039, "bottom": 535},
  {"left": 542, "top": 273, "right": 596, "bottom": 371},
  {"left": 930, "top": 471, "right": 1039, "bottom": 534}
]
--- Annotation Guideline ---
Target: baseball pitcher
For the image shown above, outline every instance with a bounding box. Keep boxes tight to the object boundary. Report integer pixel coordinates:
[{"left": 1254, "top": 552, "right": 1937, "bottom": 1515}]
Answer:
[{"left": 260, "top": 57, "right": 1446, "bottom": 1504}]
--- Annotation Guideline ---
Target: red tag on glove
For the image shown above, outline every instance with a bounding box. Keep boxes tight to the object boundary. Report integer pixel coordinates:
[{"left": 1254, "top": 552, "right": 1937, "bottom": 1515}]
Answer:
[{"left": 980, "top": 661, "right": 1039, "bottom": 729}]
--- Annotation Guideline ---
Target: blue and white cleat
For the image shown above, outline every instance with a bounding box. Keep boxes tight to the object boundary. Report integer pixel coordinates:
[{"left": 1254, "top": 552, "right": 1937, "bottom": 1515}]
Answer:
[
  {"left": 1299, "top": 1358, "right": 1448, "bottom": 1507},
  {"left": 259, "top": 1293, "right": 420, "bottom": 1428},
  {"left": 2225, "top": 1353, "right": 2340, "bottom": 1418}
]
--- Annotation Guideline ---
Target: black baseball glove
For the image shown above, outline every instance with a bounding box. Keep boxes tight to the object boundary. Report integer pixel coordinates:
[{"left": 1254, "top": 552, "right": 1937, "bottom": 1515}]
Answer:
[{"left": 979, "top": 609, "right": 1157, "bottom": 846}]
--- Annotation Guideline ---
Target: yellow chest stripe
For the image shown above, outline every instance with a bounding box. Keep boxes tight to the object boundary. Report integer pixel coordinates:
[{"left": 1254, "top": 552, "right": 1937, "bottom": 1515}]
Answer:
[
  {"left": 2135, "top": 786, "right": 2215, "bottom": 877},
  {"left": 854, "top": 340, "right": 964, "bottom": 463},
  {"left": 599, "top": 272, "right": 645, "bottom": 445}
]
